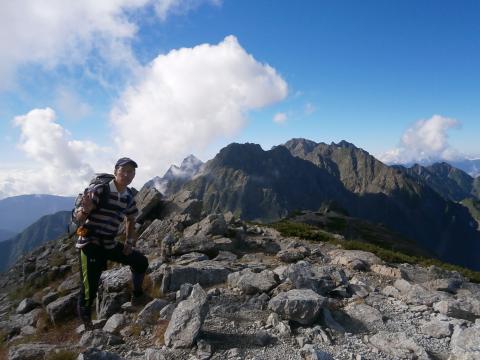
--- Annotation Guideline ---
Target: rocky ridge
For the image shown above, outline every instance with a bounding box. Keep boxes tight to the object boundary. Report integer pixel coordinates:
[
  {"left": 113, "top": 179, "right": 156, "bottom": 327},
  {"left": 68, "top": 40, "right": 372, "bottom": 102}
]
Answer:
[{"left": 1, "top": 188, "right": 479, "bottom": 359}]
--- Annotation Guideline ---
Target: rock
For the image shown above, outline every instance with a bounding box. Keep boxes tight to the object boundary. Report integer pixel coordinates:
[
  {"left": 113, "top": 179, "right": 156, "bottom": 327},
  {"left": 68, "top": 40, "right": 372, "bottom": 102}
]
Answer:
[
  {"left": 57, "top": 273, "right": 80, "bottom": 293},
  {"left": 103, "top": 313, "right": 126, "bottom": 334},
  {"left": 255, "top": 330, "right": 273, "bottom": 346},
  {"left": 96, "top": 291, "right": 130, "bottom": 319},
  {"left": 46, "top": 292, "right": 77, "bottom": 324},
  {"left": 136, "top": 298, "right": 169, "bottom": 326},
  {"left": 227, "top": 268, "right": 279, "bottom": 294},
  {"left": 422, "top": 278, "right": 462, "bottom": 294},
  {"left": 343, "top": 303, "right": 384, "bottom": 332},
  {"left": 160, "top": 261, "right": 230, "bottom": 293},
  {"left": 321, "top": 308, "right": 345, "bottom": 333},
  {"left": 16, "top": 298, "right": 39, "bottom": 314},
  {"left": 79, "top": 329, "right": 124, "bottom": 347},
  {"left": 213, "top": 237, "right": 236, "bottom": 253},
  {"left": 99, "top": 266, "right": 131, "bottom": 293},
  {"left": 77, "top": 348, "right": 123, "bottom": 360},
  {"left": 139, "top": 218, "right": 183, "bottom": 248},
  {"left": 450, "top": 323, "right": 480, "bottom": 359},
  {"left": 300, "top": 344, "right": 334, "bottom": 360},
  {"left": 196, "top": 339, "right": 213, "bottom": 360},
  {"left": 381, "top": 285, "right": 400, "bottom": 298},
  {"left": 370, "top": 264, "right": 405, "bottom": 278},
  {"left": 277, "top": 246, "right": 310, "bottom": 263},
  {"left": 286, "top": 262, "right": 346, "bottom": 296},
  {"left": 176, "top": 252, "right": 209, "bottom": 265},
  {"left": 420, "top": 319, "right": 453, "bottom": 338},
  {"left": 8, "top": 308, "right": 43, "bottom": 329},
  {"left": 164, "top": 284, "right": 209, "bottom": 348},
  {"left": 433, "top": 299, "right": 479, "bottom": 321},
  {"left": 41, "top": 291, "right": 59, "bottom": 306},
  {"left": 159, "top": 303, "right": 176, "bottom": 320},
  {"left": 245, "top": 237, "right": 281, "bottom": 254},
  {"left": 135, "top": 187, "right": 163, "bottom": 223},
  {"left": 183, "top": 213, "right": 227, "bottom": 238},
  {"left": 145, "top": 348, "right": 169, "bottom": 360},
  {"left": 172, "top": 235, "right": 217, "bottom": 257},
  {"left": 214, "top": 251, "right": 238, "bottom": 262},
  {"left": 369, "top": 331, "right": 430, "bottom": 359},
  {"left": 177, "top": 283, "right": 194, "bottom": 300},
  {"left": 268, "top": 289, "right": 326, "bottom": 325},
  {"left": 159, "top": 190, "right": 203, "bottom": 223},
  {"left": 8, "top": 343, "right": 54, "bottom": 360},
  {"left": 329, "top": 250, "right": 382, "bottom": 270}
]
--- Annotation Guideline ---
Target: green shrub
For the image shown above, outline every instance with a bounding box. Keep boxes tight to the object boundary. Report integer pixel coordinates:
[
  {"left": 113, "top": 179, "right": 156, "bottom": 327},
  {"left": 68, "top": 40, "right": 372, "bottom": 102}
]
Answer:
[
  {"left": 45, "top": 350, "right": 77, "bottom": 360},
  {"left": 271, "top": 221, "right": 333, "bottom": 242}
]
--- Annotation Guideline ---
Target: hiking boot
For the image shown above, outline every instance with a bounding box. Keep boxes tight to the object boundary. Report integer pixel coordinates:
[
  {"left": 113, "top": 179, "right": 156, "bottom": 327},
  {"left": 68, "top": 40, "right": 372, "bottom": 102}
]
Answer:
[
  {"left": 131, "top": 292, "right": 153, "bottom": 307},
  {"left": 77, "top": 302, "right": 93, "bottom": 330}
]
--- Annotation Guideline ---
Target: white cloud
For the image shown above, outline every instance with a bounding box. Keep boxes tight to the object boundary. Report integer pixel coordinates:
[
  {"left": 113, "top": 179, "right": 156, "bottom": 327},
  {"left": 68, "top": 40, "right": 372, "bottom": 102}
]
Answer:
[
  {"left": 379, "top": 115, "right": 461, "bottom": 164},
  {"left": 0, "top": 108, "right": 112, "bottom": 198},
  {"left": 273, "top": 112, "right": 288, "bottom": 124},
  {"left": 110, "top": 35, "right": 288, "bottom": 183},
  {"left": 0, "top": 0, "right": 220, "bottom": 89},
  {"left": 55, "top": 87, "right": 92, "bottom": 120}
]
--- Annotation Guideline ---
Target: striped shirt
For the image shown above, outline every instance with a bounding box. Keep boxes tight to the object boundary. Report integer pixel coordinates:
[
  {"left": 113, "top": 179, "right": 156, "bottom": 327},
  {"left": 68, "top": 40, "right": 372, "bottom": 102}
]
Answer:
[{"left": 76, "top": 180, "right": 138, "bottom": 249}]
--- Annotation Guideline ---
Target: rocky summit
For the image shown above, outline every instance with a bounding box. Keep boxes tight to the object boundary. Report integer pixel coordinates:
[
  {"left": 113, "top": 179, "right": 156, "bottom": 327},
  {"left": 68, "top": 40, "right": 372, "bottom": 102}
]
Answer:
[{"left": 1, "top": 189, "right": 480, "bottom": 360}]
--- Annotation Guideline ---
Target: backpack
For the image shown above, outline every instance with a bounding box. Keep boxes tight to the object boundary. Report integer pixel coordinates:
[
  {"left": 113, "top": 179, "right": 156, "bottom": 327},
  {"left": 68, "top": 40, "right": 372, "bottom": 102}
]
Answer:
[{"left": 67, "top": 173, "right": 115, "bottom": 237}]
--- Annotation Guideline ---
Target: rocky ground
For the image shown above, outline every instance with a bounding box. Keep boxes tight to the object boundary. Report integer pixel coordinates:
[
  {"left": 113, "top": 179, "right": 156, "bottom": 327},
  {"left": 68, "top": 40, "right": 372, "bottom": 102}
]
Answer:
[{"left": 1, "top": 188, "right": 479, "bottom": 360}]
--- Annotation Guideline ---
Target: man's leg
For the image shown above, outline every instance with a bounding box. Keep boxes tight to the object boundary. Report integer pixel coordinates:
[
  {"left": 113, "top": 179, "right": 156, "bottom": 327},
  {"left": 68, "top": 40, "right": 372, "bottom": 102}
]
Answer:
[
  {"left": 106, "top": 243, "right": 149, "bottom": 299},
  {"left": 77, "top": 243, "right": 106, "bottom": 327}
]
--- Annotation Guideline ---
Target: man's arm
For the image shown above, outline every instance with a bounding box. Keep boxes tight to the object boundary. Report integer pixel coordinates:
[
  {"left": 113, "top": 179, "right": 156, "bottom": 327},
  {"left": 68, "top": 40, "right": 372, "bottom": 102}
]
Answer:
[{"left": 125, "top": 216, "right": 137, "bottom": 246}]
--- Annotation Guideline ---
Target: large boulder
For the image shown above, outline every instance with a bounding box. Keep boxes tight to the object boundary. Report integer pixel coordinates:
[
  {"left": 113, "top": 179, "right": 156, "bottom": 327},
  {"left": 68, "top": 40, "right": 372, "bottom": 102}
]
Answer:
[
  {"left": 164, "top": 284, "right": 209, "bottom": 348},
  {"left": 268, "top": 289, "right": 326, "bottom": 325},
  {"left": 46, "top": 292, "right": 78, "bottom": 324},
  {"left": 183, "top": 213, "right": 227, "bottom": 238},
  {"left": 16, "top": 298, "right": 39, "bottom": 314},
  {"left": 136, "top": 298, "right": 169, "bottom": 326},
  {"left": 139, "top": 218, "right": 183, "bottom": 247},
  {"left": 433, "top": 299, "right": 480, "bottom": 321},
  {"left": 450, "top": 323, "right": 480, "bottom": 359},
  {"left": 227, "top": 268, "right": 279, "bottom": 294},
  {"left": 135, "top": 187, "right": 163, "bottom": 223},
  {"left": 159, "top": 190, "right": 202, "bottom": 223},
  {"left": 172, "top": 235, "right": 217, "bottom": 257},
  {"left": 342, "top": 303, "right": 385, "bottom": 332},
  {"left": 368, "top": 331, "right": 430, "bottom": 359},
  {"left": 8, "top": 343, "right": 55, "bottom": 360},
  {"left": 286, "top": 262, "right": 347, "bottom": 296},
  {"left": 160, "top": 261, "right": 230, "bottom": 293},
  {"left": 329, "top": 250, "right": 382, "bottom": 271}
]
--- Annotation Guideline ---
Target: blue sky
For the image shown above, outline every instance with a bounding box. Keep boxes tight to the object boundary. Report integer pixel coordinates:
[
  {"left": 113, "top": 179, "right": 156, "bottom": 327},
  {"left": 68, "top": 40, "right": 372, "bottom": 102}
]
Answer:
[{"left": 0, "top": 0, "right": 479, "bottom": 197}]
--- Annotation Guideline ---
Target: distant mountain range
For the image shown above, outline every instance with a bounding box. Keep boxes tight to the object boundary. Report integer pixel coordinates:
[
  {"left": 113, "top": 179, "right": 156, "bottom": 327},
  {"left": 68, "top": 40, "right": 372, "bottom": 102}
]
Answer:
[
  {"left": 180, "top": 139, "right": 480, "bottom": 270},
  {"left": 0, "top": 211, "right": 71, "bottom": 271},
  {"left": 0, "top": 195, "right": 74, "bottom": 234}
]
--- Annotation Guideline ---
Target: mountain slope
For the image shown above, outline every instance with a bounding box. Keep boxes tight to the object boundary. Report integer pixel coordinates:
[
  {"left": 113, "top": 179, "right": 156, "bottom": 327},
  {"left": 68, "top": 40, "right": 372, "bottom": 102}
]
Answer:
[
  {"left": 179, "top": 140, "right": 480, "bottom": 270},
  {"left": 0, "top": 195, "right": 74, "bottom": 233},
  {"left": 0, "top": 211, "right": 71, "bottom": 272}
]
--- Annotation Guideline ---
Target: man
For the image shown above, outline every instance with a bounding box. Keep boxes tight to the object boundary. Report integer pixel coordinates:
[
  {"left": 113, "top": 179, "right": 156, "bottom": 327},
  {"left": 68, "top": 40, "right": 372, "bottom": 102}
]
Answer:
[{"left": 75, "top": 157, "right": 149, "bottom": 329}]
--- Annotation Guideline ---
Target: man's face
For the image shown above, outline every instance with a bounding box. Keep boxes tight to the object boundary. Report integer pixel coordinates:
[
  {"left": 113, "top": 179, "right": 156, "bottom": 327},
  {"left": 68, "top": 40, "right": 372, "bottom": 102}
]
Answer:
[{"left": 114, "top": 164, "right": 136, "bottom": 187}]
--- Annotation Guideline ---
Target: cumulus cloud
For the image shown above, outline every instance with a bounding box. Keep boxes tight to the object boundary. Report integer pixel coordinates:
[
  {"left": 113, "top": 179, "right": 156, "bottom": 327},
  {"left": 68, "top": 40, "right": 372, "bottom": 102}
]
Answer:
[
  {"left": 110, "top": 35, "right": 288, "bottom": 183},
  {"left": 273, "top": 112, "right": 288, "bottom": 124},
  {"left": 379, "top": 115, "right": 462, "bottom": 164},
  {"left": 0, "top": 108, "right": 112, "bottom": 198},
  {"left": 0, "top": 0, "right": 220, "bottom": 89}
]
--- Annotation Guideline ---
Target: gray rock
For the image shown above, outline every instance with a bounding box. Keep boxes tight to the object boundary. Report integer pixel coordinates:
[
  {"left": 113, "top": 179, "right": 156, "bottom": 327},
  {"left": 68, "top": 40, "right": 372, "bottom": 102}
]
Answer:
[
  {"left": 420, "top": 319, "right": 453, "bottom": 338},
  {"left": 159, "top": 303, "right": 176, "bottom": 320},
  {"left": 79, "top": 329, "right": 123, "bottom": 347},
  {"left": 161, "top": 260, "right": 230, "bottom": 293},
  {"left": 176, "top": 252, "right": 209, "bottom": 265},
  {"left": 16, "top": 298, "right": 39, "bottom": 314},
  {"left": 140, "top": 218, "right": 183, "bottom": 249},
  {"left": 136, "top": 298, "right": 169, "bottom": 326},
  {"left": 9, "top": 308, "right": 43, "bottom": 328},
  {"left": 145, "top": 348, "right": 168, "bottom": 360},
  {"left": 8, "top": 343, "right": 54, "bottom": 360},
  {"left": 300, "top": 344, "right": 334, "bottom": 360},
  {"left": 423, "top": 278, "right": 462, "bottom": 294},
  {"left": 369, "top": 331, "right": 430, "bottom": 359},
  {"left": 286, "top": 262, "right": 346, "bottom": 296},
  {"left": 46, "top": 292, "right": 78, "bottom": 324},
  {"left": 268, "top": 289, "right": 326, "bottom": 325},
  {"left": 183, "top": 213, "right": 227, "bottom": 238},
  {"left": 277, "top": 246, "right": 310, "bottom": 263},
  {"left": 172, "top": 234, "right": 218, "bottom": 257},
  {"left": 343, "top": 303, "right": 384, "bottom": 332},
  {"left": 177, "top": 283, "right": 194, "bottom": 300},
  {"left": 164, "top": 284, "right": 209, "bottom": 348},
  {"left": 381, "top": 285, "right": 400, "bottom": 298},
  {"left": 329, "top": 250, "right": 382, "bottom": 270},
  {"left": 57, "top": 273, "right": 80, "bottom": 292},
  {"left": 450, "top": 323, "right": 480, "bottom": 359},
  {"left": 41, "top": 291, "right": 59, "bottom": 306},
  {"left": 103, "top": 313, "right": 126, "bottom": 334},
  {"left": 227, "top": 268, "right": 279, "bottom": 294},
  {"left": 135, "top": 187, "right": 163, "bottom": 223},
  {"left": 433, "top": 299, "right": 479, "bottom": 321},
  {"left": 214, "top": 251, "right": 238, "bottom": 262},
  {"left": 99, "top": 266, "right": 131, "bottom": 293},
  {"left": 370, "top": 264, "right": 405, "bottom": 278},
  {"left": 196, "top": 339, "right": 213, "bottom": 360},
  {"left": 77, "top": 348, "right": 123, "bottom": 360},
  {"left": 96, "top": 291, "right": 130, "bottom": 319},
  {"left": 159, "top": 190, "right": 203, "bottom": 223}
]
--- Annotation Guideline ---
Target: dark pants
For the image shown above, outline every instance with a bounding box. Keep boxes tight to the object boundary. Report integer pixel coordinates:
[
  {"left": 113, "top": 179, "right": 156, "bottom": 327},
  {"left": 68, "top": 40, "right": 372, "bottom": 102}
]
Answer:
[{"left": 77, "top": 242, "right": 148, "bottom": 319}]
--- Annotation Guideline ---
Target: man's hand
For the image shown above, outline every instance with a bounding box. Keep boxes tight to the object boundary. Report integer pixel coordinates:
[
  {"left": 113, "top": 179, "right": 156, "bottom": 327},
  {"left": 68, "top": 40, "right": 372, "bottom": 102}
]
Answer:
[
  {"left": 123, "top": 242, "right": 133, "bottom": 256},
  {"left": 82, "top": 192, "right": 95, "bottom": 213}
]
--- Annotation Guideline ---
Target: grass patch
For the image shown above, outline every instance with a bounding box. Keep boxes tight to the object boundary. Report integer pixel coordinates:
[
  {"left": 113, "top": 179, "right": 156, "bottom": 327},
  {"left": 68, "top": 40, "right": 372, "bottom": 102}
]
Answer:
[
  {"left": 269, "top": 220, "right": 480, "bottom": 283},
  {"left": 45, "top": 350, "right": 78, "bottom": 360}
]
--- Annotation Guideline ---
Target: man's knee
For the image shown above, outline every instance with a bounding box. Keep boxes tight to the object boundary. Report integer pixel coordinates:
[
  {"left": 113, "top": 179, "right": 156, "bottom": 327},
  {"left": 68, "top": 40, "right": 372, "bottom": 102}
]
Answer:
[{"left": 133, "top": 251, "right": 148, "bottom": 273}]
